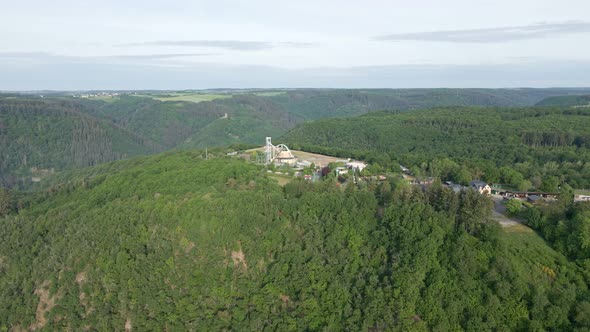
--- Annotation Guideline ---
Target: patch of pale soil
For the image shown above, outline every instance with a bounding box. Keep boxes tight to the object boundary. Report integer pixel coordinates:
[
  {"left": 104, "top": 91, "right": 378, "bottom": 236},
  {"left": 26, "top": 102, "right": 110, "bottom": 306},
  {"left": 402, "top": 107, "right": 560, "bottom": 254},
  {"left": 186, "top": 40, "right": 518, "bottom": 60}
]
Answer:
[
  {"left": 0, "top": 255, "right": 7, "bottom": 272},
  {"left": 75, "top": 271, "right": 87, "bottom": 285},
  {"left": 29, "top": 281, "right": 60, "bottom": 331},
  {"left": 79, "top": 292, "right": 94, "bottom": 316},
  {"left": 125, "top": 318, "right": 132, "bottom": 332},
  {"left": 76, "top": 272, "right": 94, "bottom": 318},
  {"left": 279, "top": 294, "right": 290, "bottom": 304},
  {"left": 231, "top": 241, "right": 248, "bottom": 272},
  {"left": 186, "top": 241, "right": 195, "bottom": 253}
]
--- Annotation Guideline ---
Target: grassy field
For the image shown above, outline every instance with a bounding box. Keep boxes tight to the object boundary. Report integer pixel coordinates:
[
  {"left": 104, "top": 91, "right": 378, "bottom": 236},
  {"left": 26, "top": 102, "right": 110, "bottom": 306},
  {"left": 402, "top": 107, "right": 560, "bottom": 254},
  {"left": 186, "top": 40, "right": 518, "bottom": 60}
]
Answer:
[
  {"left": 269, "top": 174, "right": 292, "bottom": 186},
  {"left": 138, "top": 93, "right": 232, "bottom": 103},
  {"left": 83, "top": 95, "right": 121, "bottom": 102},
  {"left": 500, "top": 224, "right": 569, "bottom": 284},
  {"left": 502, "top": 222, "right": 534, "bottom": 233},
  {"left": 250, "top": 91, "right": 286, "bottom": 97}
]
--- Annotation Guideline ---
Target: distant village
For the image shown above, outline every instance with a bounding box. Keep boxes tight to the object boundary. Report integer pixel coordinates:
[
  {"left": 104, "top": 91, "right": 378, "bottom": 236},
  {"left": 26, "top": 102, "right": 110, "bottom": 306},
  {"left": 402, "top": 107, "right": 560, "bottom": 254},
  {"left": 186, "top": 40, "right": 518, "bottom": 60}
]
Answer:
[{"left": 74, "top": 92, "right": 129, "bottom": 98}]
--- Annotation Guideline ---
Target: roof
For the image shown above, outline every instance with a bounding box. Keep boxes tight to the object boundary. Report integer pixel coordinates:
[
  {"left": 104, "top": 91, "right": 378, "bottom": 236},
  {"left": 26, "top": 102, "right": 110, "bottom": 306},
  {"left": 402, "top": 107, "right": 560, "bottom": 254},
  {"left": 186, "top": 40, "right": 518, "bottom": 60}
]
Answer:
[
  {"left": 528, "top": 195, "right": 542, "bottom": 201},
  {"left": 346, "top": 161, "right": 366, "bottom": 167},
  {"left": 470, "top": 180, "right": 488, "bottom": 188},
  {"left": 277, "top": 151, "right": 295, "bottom": 159}
]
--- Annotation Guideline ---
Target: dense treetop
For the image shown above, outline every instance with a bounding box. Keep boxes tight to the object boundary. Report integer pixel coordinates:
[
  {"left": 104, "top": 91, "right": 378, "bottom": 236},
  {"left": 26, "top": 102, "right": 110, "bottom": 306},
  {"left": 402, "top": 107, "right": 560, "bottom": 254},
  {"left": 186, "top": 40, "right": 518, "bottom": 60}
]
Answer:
[
  {"left": 536, "top": 94, "right": 590, "bottom": 107},
  {"left": 282, "top": 106, "right": 590, "bottom": 188},
  {"left": 1, "top": 152, "right": 590, "bottom": 330}
]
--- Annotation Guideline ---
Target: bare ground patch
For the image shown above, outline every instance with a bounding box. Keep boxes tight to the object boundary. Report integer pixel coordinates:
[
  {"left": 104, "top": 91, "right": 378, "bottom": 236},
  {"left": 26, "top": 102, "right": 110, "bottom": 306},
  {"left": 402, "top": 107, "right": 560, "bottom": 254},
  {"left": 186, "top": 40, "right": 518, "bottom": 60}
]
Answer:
[
  {"left": 231, "top": 241, "right": 248, "bottom": 272},
  {"left": 29, "top": 281, "right": 60, "bottom": 331},
  {"left": 75, "top": 271, "right": 87, "bottom": 285}
]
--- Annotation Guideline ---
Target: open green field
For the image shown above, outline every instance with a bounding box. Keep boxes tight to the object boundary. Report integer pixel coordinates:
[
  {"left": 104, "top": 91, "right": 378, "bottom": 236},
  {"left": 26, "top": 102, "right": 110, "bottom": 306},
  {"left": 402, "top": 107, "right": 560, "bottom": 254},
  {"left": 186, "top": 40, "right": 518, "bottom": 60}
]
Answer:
[
  {"left": 500, "top": 224, "right": 567, "bottom": 275},
  {"left": 268, "top": 174, "right": 292, "bottom": 186},
  {"left": 249, "top": 91, "right": 286, "bottom": 97},
  {"left": 138, "top": 92, "right": 232, "bottom": 103},
  {"left": 138, "top": 91, "right": 285, "bottom": 102},
  {"left": 82, "top": 95, "right": 121, "bottom": 102},
  {"left": 502, "top": 222, "right": 534, "bottom": 234}
]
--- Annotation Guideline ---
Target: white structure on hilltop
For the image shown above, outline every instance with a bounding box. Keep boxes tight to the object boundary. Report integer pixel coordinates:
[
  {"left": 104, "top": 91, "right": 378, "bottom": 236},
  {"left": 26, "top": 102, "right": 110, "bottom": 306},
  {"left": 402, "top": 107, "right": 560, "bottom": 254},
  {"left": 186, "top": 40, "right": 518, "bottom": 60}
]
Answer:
[
  {"left": 346, "top": 161, "right": 367, "bottom": 172},
  {"left": 264, "top": 137, "right": 297, "bottom": 165}
]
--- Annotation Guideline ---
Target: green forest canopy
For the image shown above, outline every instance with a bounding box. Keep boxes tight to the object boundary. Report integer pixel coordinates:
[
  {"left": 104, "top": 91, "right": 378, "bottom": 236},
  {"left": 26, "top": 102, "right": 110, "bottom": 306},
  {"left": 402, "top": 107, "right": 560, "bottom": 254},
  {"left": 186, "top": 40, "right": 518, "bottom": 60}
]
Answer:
[
  {"left": 282, "top": 106, "right": 590, "bottom": 189},
  {"left": 1, "top": 152, "right": 590, "bottom": 330},
  {"left": 2, "top": 88, "right": 590, "bottom": 188}
]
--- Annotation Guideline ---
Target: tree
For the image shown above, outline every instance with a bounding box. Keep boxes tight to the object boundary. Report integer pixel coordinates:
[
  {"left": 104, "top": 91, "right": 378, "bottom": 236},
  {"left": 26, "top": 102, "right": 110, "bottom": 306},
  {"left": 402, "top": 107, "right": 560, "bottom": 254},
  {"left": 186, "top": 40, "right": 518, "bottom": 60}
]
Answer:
[
  {"left": 540, "top": 176, "right": 559, "bottom": 193},
  {"left": 455, "top": 167, "right": 472, "bottom": 186},
  {"left": 506, "top": 199, "right": 522, "bottom": 216},
  {"left": 378, "top": 181, "right": 392, "bottom": 206},
  {"left": 524, "top": 207, "right": 542, "bottom": 228},
  {"left": 457, "top": 189, "right": 493, "bottom": 235},
  {"left": 0, "top": 188, "right": 11, "bottom": 217},
  {"left": 517, "top": 180, "right": 532, "bottom": 192},
  {"left": 558, "top": 183, "right": 575, "bottom": 208}
]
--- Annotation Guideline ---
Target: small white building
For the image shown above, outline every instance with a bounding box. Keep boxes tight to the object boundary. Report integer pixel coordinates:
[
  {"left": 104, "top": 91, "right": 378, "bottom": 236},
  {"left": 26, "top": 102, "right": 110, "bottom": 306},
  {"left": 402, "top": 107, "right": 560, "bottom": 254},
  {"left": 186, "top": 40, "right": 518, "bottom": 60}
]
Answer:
[
  {"left": 575, "top": 194, "right": 590, "bottom": 202},
  {"left": 470, "top": 180, "right": 491, "bottom": 195},
  {"left": 346, "top": 161, "right": 367, "bottom": 172},
  {"left": 335, "top": 167, "right": 349, "bottom": 176}
]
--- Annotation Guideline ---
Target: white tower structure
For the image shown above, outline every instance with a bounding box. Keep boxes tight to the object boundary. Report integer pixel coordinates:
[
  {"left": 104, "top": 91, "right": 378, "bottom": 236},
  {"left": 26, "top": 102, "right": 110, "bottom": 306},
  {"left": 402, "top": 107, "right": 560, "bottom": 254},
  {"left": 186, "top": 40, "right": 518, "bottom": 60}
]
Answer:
[{"left": 264, "top": 137, "right": 296, "bottom": 165}]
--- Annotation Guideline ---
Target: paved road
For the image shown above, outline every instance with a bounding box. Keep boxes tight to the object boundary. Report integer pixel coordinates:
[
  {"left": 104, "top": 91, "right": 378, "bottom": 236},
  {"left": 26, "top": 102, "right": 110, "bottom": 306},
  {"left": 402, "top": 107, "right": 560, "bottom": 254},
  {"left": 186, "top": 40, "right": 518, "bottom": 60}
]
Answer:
[{"left": 490, "top": 195, "right": 523, "bottom": 227}]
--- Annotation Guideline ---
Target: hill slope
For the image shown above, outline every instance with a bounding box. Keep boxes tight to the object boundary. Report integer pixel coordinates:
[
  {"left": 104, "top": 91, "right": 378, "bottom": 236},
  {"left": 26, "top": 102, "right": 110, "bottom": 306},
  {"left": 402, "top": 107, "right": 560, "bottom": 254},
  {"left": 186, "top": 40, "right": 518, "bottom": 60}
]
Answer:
[
  {"left": 282, "top": 106, "right": 590, "bottom": 188},
  {"left": 1, "top": 152, "right": 589, "bottom": 330},
  {"left": 0, "top": 98, "right": 160, "bottom": 187},
  {"left": 536, "top": 94, "right": 590, "bottom": 107},
  {"left": 4, "top": 88, "right": 590, "bottom": 188}
]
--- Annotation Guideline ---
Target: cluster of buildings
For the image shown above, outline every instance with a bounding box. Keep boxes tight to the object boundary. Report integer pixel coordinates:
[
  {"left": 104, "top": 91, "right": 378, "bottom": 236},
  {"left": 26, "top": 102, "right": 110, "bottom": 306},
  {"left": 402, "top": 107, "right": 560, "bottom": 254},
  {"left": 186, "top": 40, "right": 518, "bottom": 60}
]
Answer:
[
  {"left": 334, "top": 161, "right": 368, "bottom": 176},
  {"left": 75, "top": 92, "right": 124, "bottom": 98},
  {"left": 440, "top": 180, "right": 562, "bottom": 204}
]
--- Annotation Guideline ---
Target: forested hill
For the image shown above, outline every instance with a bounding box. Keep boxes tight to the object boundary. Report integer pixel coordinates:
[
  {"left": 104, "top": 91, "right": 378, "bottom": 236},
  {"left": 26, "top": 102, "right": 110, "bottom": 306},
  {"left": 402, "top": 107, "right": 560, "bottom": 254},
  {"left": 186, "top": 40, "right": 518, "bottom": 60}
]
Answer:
[
  {"left": 282, "top": 107, "right": 590, "bottom": 188},
  {"left": 1, "top": 152, "right": 589, "bottom": 330},
  {"left": 536, "top": 94, "right": 590, "bottom": 107},
  {"left": 3, "top": 88, "right": 590, "bottom": 188},
  {"left": 0, "top": 98, "right": 160, "bottom": 188},
  {"left": 266, "top": 88, "right": 590, "bottom": 119}
]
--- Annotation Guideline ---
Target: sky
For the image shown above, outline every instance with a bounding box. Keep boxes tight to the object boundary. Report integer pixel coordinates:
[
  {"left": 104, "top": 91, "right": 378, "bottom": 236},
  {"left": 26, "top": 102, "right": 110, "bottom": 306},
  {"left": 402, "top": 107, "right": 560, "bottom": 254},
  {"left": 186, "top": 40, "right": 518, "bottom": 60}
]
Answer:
[{"left": 1, "top": 0, "right": 589, "bottom": 90}]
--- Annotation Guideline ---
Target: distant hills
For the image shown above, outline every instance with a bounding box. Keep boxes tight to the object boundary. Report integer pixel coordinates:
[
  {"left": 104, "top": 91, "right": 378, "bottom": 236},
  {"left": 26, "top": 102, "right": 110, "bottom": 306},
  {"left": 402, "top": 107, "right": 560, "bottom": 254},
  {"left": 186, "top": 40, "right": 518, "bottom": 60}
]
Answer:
[
  {"left": 0, "top": 98, "right": 160, "bottom": 188},
  {"left": 536, "top": 94, "right": 590, "bottom": 107},
  {"left": 2, "top": 88, "right": 590, "bottom": 187},
  {"left": 281, "top": 106, "right": 590, "bottom": 188}
]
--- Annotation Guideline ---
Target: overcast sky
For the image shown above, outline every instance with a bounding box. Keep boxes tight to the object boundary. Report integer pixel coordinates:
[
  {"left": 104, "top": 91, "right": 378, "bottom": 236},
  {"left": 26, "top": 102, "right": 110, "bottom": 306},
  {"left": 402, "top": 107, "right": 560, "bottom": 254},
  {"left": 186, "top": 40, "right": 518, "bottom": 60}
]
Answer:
[{"left": 1, "top": 0, "right": 589, "bottom": 90}]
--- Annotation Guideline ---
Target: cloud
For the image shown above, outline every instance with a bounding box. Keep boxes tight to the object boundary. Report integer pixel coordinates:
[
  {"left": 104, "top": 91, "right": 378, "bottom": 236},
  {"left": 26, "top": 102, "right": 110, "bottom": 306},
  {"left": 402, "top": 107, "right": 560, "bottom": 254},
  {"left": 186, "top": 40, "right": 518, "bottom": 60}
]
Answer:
[
  {"left": 374, "top": 21, "right": 590, "bottom": 43},
  {"left": 99, "top": 53, "right": 219, "bottom": 60},
  {"left": 0, "top": 52, "right": 54, "bottom": 58},
  {"left": 0, "top": 52, "right": 217, "bottom": 61},
  {"left": 3, "top": 60, "right": 590, "bottom": 90},
  {"left": 120, "top": 40, "right": 314, "bottom": 50}
]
